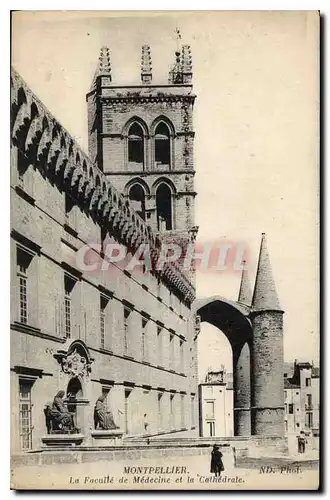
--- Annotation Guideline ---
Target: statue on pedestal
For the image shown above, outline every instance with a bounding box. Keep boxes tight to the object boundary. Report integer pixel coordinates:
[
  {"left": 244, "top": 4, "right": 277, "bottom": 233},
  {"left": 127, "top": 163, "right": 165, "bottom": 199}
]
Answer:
[
  {"left": 44, "top": 390, "right": 75, "bottom": 433},
  {"left": 94, "top": 395, "right": 119, "bottom": 430}
]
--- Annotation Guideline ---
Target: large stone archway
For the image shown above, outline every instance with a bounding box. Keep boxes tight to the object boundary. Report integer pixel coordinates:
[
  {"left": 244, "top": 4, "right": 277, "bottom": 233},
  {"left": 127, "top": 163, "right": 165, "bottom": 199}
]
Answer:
[
  {"left": 193, "top": 286, "right": 285, "bottom": 438},
  {"left": 193, "top": 296, "right": 253, "bottom": 437}
]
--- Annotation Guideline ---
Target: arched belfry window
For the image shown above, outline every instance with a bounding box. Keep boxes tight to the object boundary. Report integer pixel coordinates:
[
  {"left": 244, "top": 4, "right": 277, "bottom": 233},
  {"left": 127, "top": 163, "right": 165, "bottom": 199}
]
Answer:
[
  {"left": 129, "top": 184, "right": 146, "bottom": 220},
  {"left": 128, "top": 123, "right": 144, "bottom": 165},
  {"left": 155, "top": 122, "right": 171, "bottom": 168},
  {"left": 156, "top": 183, "right": 172, "bottom": 230}
]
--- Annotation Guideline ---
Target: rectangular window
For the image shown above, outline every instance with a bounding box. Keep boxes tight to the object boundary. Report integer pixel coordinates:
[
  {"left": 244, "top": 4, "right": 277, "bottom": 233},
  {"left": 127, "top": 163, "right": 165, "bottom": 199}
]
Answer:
[
  {"left": 306, "top": 412, "right": 313, "bottom": 428},
  {"left": 19, "top": 380, "right": 33, "bottom": 451},
  {"left": 169, "top": 334, "right": 174, "bottom": 370},
  {"left": 306, "top": 378, "right": 311, "bottom": 387},
  {"left": 141, "top": 318, "right": 148, "bottom": 361},
  {"left": 208, "top": 421, "right": 215, "bottom": 437},
  {"left": 124, "top": 390, "right": 131, "bottom": 434},
  {"left": 100, "top": 295, "right": 109, "bottom": 349},
  {"left": 205, "top": 401, "right": 215, "bottom": 419},
  {"left": 306, "top": 394, "right": 313, "bottom": 408},
  {"left": 288, "top": 404, "right": 294, "bottom": 414},
  {"left": 285, "top": 420, "right": 288, "bottom": 432},
  {"left": 180, "top": 340, "right": 184, "bottom": 373},
  {"left": 17, "top": 247, "right": 33, "bottom": 324},
  {"left": 124, "top": 308, "right": 131, "bottom": 355},
  {"left": 180, "top": 394, "right": 185, "bottom": 428},
  {"left": 64, "top": 295, "right": 71, "bottom": 339},
  {"left": 157, "top": 326, "right": 162, "bottom": 366},
  {"left": 170, "top": 394, "right": 175, "bottom": 428},
  {"left": 284, "top": 391, "right": 287, "bottom": 399},
  {"left": 157, "top": 392, "right": 163, "bottom": 430},
  {"left": 19, "top": 274, "right": 27, "bottom": 324},
  {"left": 64, "top": 274, "right": 76, "bottom": 339},
  {"left": 191, "top": 396, "right": 195, "bottom": 428}
]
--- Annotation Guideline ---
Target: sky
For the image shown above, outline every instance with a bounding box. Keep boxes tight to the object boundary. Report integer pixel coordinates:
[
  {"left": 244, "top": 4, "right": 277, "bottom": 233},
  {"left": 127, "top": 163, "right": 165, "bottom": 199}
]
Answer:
[{"left": 11, "top": 11, "right": 319, "bottom": 374}]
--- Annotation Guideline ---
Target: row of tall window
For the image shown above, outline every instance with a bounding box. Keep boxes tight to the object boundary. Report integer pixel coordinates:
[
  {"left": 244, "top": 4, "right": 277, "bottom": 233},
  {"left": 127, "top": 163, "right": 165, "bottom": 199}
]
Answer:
[
  {"left": 284, "top": 394, "right": 313, "bottom": 413},
  {"left": 284, "top": 394, "right": 314, "bottom": 430},
  {"left": 16, "top": 246, "right": 185, "bottom": 370},
  {"left": 124, "top": 389, "right": 195, "bottom": 435},
  {"left": 62, "top": 278, "right": 113, "bottom": 348},
  {"left": 66, "top": 161, "right": 174, "bottom": 231},
  {"left": 128, "top": 181, "right": 173, "bottom": 230},
  {"left": 17, "top": 378, "right": 196, "bottom": 450},
  {"left": 65, "top": 176, "right": 173, "bottom": 234},
  {"left": 124, "top": 305, "right": 185, "bottom": 372},
  {"left": 16, "top": 245, "right": 108, "bottom": 344},
  {"left": 128, "top": 121, "right": 171, "bottom": 168}
]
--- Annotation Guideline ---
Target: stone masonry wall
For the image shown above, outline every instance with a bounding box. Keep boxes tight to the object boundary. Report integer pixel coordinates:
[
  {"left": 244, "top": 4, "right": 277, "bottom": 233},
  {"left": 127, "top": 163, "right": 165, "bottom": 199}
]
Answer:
[
  {"left": 251, "top": 310, "right": 284, "bottom": 436},
  {"left": 10, "top": 144, "right": 199, "bottom": 452}
]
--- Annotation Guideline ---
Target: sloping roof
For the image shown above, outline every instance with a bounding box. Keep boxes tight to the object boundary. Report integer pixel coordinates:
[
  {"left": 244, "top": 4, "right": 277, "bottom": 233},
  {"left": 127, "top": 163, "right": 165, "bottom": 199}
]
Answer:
[{"left": 284, "top": 378, "right": 300, "bottom": 389}]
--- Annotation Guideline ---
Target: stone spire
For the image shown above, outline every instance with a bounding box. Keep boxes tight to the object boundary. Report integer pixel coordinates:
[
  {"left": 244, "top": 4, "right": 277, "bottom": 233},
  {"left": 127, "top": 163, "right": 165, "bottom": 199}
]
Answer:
[
  {"left": 238, "top": 261, "right": 252, "bottom": 306},
  {"left": 181, "top": 45, "right": 192, "bottom": 83},
  {"left": 141, "top": 45, "right": 152, "bottom": 84},
  {"left": 169, "top": 28, "right": 183, "bottom": 84},
  {"left": 90, "top": 46, "right": 112, "bottom": 91},
  {"left": 252, "top": 233, "right": 281, "bottom": 311}
]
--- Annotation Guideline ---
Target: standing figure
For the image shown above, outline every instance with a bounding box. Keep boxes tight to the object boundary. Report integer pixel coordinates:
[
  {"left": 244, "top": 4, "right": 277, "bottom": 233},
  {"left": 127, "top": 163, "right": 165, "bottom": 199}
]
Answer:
[
  {"left": 298, "top": 431, "right": 307, "bottom": 454},
  {"left": 94, "top": 395, "right": 119, "bottom": 430},
  {"left": 210, "top": 445, "right": 224, "bottom": 476},
  {"left": 43, "top": 402, "right": 53, "bottom": 434},
  {"left": 49, "top": 390, "right": 74, "bottom": 431}
]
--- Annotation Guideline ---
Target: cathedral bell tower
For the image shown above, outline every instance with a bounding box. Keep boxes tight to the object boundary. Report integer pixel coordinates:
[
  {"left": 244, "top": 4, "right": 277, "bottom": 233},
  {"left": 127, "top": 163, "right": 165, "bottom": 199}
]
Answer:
[{"left": 86, "top": 42, "right": 197, "bottom": 267}]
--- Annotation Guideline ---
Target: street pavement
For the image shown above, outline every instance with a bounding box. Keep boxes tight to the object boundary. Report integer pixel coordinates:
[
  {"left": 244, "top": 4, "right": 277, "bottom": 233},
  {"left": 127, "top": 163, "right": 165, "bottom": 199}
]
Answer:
[{"left": 11, "top": 451, "right": 319, "bottom": 491}]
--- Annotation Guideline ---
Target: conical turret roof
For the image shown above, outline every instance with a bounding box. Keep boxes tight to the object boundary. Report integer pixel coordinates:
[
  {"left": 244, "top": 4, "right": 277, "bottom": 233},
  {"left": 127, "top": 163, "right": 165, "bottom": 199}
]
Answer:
[
  {"left": 252, "top": 233, "right": 282, "bottom": 311},
  {"left": 238, "top": 261, "right": 252, "bottom": 306}
]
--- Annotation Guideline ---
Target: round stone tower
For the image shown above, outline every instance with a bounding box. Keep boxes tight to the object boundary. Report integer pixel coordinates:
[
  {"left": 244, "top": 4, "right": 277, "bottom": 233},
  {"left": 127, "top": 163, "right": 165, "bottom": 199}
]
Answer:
[{"left": 250, "top": 233, "right": 285, "bottom": 436}]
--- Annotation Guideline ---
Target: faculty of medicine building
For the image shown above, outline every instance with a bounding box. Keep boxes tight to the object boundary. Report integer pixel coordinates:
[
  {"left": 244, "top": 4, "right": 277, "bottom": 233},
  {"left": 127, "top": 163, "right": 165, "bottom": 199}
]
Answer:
[{"left": 11, "top": 42, "right": 285, "bottom": 453}]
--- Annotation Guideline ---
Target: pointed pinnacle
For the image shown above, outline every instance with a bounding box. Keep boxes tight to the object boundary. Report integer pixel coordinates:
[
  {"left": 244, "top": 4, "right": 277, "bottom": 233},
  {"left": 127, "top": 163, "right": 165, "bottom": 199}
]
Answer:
[
  {"left": 141, "top": 45, "right": 152, "bottom": 73},
  {"left": 238, "top": 261, "right": 252, "bottom": 306},
  {"left": 181, "top": 45, "right": 192, "bottom": 73},
  {"left": 141, "top": 45, "right": 152, "bottom": 84},
  {"left": 90, "top": 46, "right": 112, "bottom": 91},
  {"left": 252, "top": 233, "right": 282, "bottom": 311},
  {"left": 98, "top": 46, "right": 112, "bottom": 75}
]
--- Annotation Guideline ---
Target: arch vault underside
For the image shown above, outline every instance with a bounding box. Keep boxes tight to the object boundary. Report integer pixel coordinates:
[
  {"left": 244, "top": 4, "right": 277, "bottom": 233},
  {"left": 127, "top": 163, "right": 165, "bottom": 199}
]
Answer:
[{"left": 193, "top": 296, "right": 284, "bottom": 437}]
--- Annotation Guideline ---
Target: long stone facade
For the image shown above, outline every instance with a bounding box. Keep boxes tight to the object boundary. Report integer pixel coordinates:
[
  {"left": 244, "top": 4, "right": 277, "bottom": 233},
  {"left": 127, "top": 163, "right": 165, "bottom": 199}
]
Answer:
[
  {"left": 10, "top": 41, "right": 285, "bottom": 454},
  {"left": 10, "top": 46, "right": 199, "bottom": 452}
]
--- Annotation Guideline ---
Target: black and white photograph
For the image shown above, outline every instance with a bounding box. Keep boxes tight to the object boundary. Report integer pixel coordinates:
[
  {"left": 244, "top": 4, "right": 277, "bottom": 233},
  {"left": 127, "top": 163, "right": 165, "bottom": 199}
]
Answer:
[{"left": 10, "top": 10, "right": 319, "bottom": 490}]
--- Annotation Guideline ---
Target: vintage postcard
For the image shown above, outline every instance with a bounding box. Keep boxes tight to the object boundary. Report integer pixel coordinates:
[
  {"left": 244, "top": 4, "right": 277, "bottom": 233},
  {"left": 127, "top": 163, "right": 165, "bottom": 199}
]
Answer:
[{"left": 10, "top": 10, "right": 320, "bottom": 490}]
